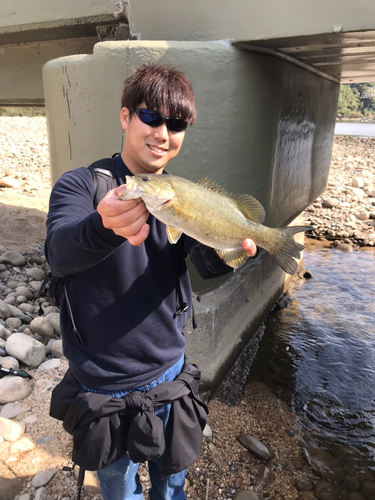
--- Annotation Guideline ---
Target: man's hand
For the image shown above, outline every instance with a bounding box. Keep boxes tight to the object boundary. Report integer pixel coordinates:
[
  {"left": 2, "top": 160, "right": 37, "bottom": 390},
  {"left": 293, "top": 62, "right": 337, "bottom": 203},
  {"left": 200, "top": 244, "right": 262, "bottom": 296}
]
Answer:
[
  {"left": 97, "top": 185, "right": 149, "bottom": 246},
  {"left": 242, "top": 238, "right": 257, "bottom": 258}
]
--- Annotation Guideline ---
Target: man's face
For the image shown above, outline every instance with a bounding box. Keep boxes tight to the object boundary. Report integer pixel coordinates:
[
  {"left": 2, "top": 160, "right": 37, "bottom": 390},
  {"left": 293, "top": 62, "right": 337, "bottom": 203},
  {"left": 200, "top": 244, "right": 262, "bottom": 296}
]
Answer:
[{"left": 120, "top": 104, "right": 186, "bottom": 176}]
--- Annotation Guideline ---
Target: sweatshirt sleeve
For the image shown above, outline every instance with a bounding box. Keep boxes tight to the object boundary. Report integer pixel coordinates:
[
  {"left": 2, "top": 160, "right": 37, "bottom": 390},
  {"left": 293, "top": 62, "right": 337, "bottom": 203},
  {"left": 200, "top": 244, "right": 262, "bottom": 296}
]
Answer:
[{"left": 44, "top": 167, "right": 126, "bottom": 275}]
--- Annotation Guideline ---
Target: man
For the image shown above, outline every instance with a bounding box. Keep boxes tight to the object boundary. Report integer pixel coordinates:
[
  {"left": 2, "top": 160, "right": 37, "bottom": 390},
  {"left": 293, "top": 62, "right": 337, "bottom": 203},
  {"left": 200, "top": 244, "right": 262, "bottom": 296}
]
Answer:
[{"left": 45, "top": 63, "right": 256, "bottom": 500}]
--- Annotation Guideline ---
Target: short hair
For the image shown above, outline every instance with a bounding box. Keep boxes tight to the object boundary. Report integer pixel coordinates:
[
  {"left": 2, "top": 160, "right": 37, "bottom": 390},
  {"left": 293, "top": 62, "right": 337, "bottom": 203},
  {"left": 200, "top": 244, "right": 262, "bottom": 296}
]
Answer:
[{"left": 121, "top": 63, "right": 196, "bottom": 125}]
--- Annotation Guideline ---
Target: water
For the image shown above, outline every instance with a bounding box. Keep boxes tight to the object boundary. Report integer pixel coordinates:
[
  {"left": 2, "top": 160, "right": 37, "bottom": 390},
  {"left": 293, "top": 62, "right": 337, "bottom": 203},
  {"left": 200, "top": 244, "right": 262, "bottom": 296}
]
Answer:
[
  {"left": 335, "top": 122, "right": 375, "bottom": 137},
  {"left": 248, "top": 248, "right": 375, "bottom": 491}
]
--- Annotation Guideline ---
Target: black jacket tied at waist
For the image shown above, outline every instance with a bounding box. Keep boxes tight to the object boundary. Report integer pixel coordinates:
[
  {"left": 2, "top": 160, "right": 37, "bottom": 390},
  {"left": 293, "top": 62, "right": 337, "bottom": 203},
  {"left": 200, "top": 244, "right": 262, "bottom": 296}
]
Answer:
[{"left": 50, "top": 360, "right": 208, "bottom": 475}]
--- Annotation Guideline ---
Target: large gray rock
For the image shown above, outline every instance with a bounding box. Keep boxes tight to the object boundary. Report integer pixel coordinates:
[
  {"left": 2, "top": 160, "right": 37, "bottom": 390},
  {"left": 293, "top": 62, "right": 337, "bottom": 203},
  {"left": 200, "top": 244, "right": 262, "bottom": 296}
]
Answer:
[
  {"left": 5, "top": 332, "right": 47, "bottom": 367},
  {"left": 0, "top": 251, "right": 26, "bottom": 266},
  {"left": 50, "top": 339, "right": 64, "bottom": 358},
  {"left": 31, "top": 469, "right": 57, "bottom": 488},
  {"left": 15, "top": 286, "right": 33, "bottom": 300},
  {"left": 0, "top": 416, "right": 25, "bottom": 441},
  {"left": 0, "top": 375, "right": 32, "bottom": 404}
]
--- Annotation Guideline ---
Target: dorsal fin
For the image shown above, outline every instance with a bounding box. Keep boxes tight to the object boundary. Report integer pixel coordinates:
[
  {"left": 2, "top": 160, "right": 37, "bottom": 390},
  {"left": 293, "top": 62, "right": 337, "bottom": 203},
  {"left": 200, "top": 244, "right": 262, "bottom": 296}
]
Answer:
[
  {"left": 230, "top": 194, "right": 266, "bottom": 224},
  {"left": 197, "top": 178, "right": 265, "bottom": 224},
  {"left": 197, "top": 178, "right": 230, "bottom": 196}
]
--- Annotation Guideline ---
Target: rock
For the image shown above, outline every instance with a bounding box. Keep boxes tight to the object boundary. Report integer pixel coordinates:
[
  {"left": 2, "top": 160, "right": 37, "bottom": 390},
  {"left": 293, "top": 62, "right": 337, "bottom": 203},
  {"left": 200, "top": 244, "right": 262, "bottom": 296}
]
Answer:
[
  {"left": 203, "top": 423, "right": 212, "bottom": 438},
  {"left": 0, "top": 403, "right": 23, "bottom": 419},
  {"left": 302, "top": 447, "right": 344, "bottom": 483},
  {"left": 19, "top": 303, "right": 35, "bottom": 314},
  {"left": 22, "top": 414, "right": 38, "bottom": 425},
  {"left": 0, "top": 356, "right": 19, "bottom": 370},
  {"left": 31, "top": 469, "right": 57, "bottom": 488},
  {"left": 233, "top": 491, "right": 259, "bottom": 500},
  {"left": 352, "top": 177, "right": 364, "bottom": 188},
  {"left": 34, "top": 487, "right": 52, "bottom": 500},
  {"left": 362, "top": 481, "right": 375, "bottom": 500},
  {"left": 0, "top": 375, "right": 32, "bottom": 404},
  {"left": 45, "top": 312, "right": 61, "bottom": 336},
  {"left": 29, "top": 316, "right": 55, "bottom": 338},
  {"left": 25, "top": 267, "right": 45, "bottom": 281},
  {"left": 314, "top": 480, "right": 340, "bottom": 499},
  {"left": 29, "top": 280, "right": 42, "bottom": 293},
  {"left": 208, "top": 442, "right": 224, "bottom": 464},
  {"left": 74, "top": 467, "right": 101, "bottom": 494},
  {"left": 356, "top": 211, "right": 369, "bottom": 221},
  {"left": 19, "top": 494, "right": 32, "bottom": 500},
  {"left": 0, "top": 416, "right": 25, "bottom": 441},
  {"left": 296, "top": 478, "right": 314, "bottom": 492},
  {"left": 236, "top": 434, "right": 271, "bottom": 460},
  {"left": 5, "top": 332, "right": 47, "bottom": 367},
  {"left": 322, "top": 198, "right": 340, "bottom": 208},
  {"left": 50, "top": 339, "right": 64, "bottom": 358},
  {"left": 34, "top": 379, "right": 54, "bottom": 394},
  {"left": 0, "top": 176, "right": 21, "bottom": 188},
  {"left": 0, "top": 300, "right": 11, "bottom": 319},
  {"left": 5, "top": 317, "right": 22, "bottom": 330},
  {"left": 38, "top": 358, "right": 61, "bottom": 370},
  {"left": 0, "top": 251, "right": 26, "bottom": 266},
  {"left": 344, "top": 475, "right": 361, "bottom": 491},
  {"left": 10, "top": 435, "right": 35, "bottom": 453},
  {"left": 15, "top": 286, "right": 33, "bottom": 300}
]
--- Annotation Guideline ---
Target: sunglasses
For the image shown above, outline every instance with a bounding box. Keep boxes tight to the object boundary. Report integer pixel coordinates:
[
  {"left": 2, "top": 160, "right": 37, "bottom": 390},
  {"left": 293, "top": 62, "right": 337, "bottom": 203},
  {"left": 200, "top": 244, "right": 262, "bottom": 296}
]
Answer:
[{"left": 133, "top": 108, "right": 188, "bottom": 133}]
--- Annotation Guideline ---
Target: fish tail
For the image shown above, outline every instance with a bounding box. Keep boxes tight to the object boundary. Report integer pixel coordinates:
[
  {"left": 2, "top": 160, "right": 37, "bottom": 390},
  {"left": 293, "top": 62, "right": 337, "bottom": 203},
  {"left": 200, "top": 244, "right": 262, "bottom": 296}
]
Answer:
[{"left": 270, "top": 225, "right": 312, "bottom": 275}]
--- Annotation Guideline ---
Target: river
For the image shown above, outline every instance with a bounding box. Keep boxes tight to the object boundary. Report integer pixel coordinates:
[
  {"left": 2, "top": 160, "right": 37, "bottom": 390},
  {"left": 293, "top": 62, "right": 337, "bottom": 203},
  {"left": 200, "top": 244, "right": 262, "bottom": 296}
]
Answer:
[
  {"left": 248, "top": 247, "right": 375, "bottom": 497},
  {"left": 335, "top": 122, "right": 375, "bottom": 138}
]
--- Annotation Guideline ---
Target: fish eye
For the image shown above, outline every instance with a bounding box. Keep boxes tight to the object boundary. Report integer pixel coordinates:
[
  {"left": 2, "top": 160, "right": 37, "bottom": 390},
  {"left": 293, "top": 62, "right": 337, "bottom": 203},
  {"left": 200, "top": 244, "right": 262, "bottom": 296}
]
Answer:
[{"left": 141, "top": 176, "right": 149, "bottom": 182}]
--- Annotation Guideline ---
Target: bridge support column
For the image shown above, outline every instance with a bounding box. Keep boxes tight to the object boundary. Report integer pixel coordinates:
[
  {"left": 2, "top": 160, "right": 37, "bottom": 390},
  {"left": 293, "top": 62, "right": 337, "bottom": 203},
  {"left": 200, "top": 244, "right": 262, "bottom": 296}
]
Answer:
[{"left": 43, "top": 41, "right": 339, "bottom": 393}]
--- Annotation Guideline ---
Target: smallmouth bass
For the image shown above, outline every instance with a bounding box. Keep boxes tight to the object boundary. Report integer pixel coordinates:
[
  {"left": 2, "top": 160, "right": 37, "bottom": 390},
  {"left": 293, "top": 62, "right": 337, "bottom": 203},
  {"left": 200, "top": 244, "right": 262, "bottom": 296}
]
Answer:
[{"left": 119, "top": 174, "right": 311, "bottom": 275}]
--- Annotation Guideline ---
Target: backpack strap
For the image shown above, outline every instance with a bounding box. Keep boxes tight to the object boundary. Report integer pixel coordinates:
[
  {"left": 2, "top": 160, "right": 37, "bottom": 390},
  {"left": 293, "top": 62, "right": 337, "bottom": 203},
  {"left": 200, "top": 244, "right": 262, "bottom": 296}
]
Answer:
[{"left": 88, "top": 155, "right": 120, "bottom": 209}]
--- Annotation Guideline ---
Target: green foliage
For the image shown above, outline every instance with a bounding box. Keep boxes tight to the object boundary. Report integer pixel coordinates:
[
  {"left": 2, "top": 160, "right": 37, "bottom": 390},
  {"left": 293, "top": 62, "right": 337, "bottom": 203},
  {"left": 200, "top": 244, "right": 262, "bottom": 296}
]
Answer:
[
  {"left": 0, "top": 107, "right": 45, "bottom": 117},
  {"left": 337, "top": 83, "right": 375, "bottom": 119}
]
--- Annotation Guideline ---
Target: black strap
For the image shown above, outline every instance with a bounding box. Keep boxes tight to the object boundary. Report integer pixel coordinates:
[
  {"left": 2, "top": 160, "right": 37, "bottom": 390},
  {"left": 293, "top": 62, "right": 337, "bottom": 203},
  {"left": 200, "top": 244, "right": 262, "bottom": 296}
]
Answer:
[{"left": 88, "top": 156, "right": 119, "bottom": 209}]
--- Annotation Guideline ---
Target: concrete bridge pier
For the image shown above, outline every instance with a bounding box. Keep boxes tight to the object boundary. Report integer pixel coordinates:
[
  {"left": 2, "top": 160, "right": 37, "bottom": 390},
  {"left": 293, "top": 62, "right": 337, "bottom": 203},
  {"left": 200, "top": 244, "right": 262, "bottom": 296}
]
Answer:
[{"left": 42, "top": 41, "right": 339, "bottom": 393}]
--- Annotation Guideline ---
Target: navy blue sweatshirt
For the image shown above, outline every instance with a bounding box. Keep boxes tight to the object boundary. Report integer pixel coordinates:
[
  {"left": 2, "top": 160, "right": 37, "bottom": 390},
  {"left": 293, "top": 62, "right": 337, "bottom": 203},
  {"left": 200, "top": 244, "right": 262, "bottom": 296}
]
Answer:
[{"left": 45, "top": 155, "right": 231, "bottom": 391}]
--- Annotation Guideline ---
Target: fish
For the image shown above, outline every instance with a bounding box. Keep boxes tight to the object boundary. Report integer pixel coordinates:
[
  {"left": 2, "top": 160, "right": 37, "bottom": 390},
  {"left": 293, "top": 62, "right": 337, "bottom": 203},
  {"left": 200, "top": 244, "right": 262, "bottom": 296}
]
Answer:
[{"left": 119, "top": 174, "right": 312, "bottom": 275}]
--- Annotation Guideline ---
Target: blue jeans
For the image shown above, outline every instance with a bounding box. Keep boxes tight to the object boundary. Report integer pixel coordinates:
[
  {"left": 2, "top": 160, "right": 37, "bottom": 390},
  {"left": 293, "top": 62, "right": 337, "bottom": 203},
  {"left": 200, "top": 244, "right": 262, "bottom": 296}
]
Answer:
[{"left": 87, "top": 355, "right": 186, "bottom": 500}]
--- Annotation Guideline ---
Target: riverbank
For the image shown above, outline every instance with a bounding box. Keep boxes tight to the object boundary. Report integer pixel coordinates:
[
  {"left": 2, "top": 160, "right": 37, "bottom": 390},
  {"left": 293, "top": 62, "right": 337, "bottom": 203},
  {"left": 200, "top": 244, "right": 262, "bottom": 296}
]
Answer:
[{"left": 0, "top": 117, "right": 374, "bottom": 500}]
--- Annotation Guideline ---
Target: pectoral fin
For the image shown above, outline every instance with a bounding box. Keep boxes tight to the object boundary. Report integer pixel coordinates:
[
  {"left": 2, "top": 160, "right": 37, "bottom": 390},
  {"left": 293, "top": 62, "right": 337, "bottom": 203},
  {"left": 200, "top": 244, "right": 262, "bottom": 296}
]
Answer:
[
  {"left": 166, "top": 225, "right": 183, "bottom": 244},
  {"left": 216, "top": 248, "right": 249, "bottom": 270}
]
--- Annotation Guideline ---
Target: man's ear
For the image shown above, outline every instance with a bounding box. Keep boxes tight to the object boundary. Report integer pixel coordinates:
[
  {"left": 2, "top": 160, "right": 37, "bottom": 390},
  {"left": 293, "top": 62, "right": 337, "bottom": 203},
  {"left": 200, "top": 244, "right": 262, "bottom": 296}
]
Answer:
[{"left": 120, "top": 107, "right": 130, "bottom": 130}]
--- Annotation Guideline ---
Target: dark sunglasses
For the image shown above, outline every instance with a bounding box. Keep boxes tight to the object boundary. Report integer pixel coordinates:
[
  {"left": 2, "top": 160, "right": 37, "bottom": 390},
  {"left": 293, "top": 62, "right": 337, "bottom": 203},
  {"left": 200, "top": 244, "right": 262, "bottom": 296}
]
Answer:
[{"left": 133, "top": 108, "right": 188, "bottom": 133}]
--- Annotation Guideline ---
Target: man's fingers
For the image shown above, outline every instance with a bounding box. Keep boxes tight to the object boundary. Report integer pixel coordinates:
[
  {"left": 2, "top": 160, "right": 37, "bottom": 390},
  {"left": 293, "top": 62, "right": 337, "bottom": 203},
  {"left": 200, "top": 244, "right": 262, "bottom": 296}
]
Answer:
[
  {"left": 127, "top": 224, "right": 150, "bottom": 246},
  {"left": 242, "top": 238, "right": 257, "bottom": 258}
]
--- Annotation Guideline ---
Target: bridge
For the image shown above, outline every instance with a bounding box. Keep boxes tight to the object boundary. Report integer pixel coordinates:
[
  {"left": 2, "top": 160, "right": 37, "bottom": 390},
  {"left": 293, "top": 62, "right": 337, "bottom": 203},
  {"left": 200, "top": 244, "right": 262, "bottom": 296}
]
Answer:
[{"left": 1, "top": 1, "right": 374, "bottom": 391}]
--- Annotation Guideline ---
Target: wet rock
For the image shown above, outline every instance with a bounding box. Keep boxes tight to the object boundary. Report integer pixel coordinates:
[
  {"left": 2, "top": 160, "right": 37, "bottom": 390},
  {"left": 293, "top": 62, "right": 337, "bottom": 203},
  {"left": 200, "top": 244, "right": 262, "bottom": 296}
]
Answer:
[
  {"left": 361, "top": 480, "right": 375, "bottom": 500},
  {"left": 0, "top": 375, "right": 32, "bottom": 404},
  {"left": 314, "top": 479, "right": 340, "bottom": 499},
  {"left": 296, "top": 478, "right": 314, "bottom": 491},
  {"left": 0, "top": 416, "right": 25, "bottom": 441},
  {"left": 344, "top": 475, "right": 361, "bottom": 492},
  {"left": 237, "top": 434, "right": 271, "bottom": 460},
  {"left": 302, "top": 447, "right": 344, "bottom": 483},
  {"left": 5, "top": 332, "right": 47, "bottom": 367}
]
